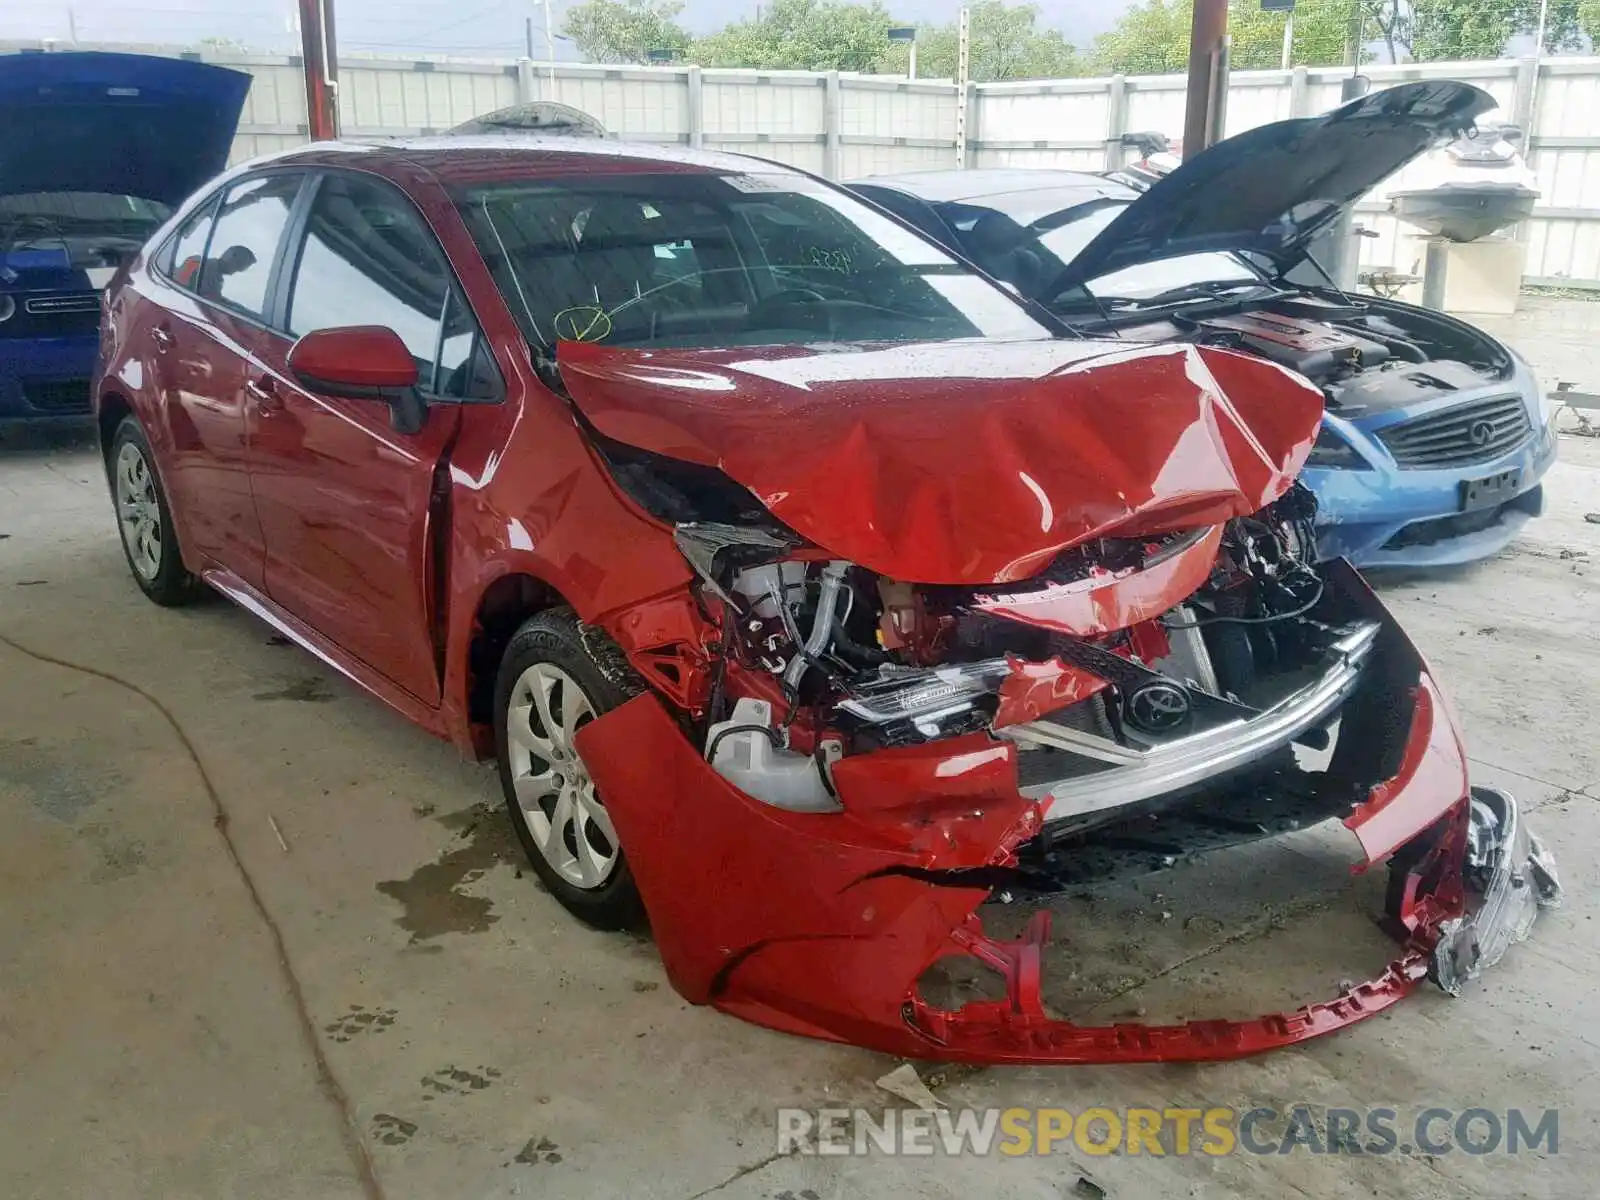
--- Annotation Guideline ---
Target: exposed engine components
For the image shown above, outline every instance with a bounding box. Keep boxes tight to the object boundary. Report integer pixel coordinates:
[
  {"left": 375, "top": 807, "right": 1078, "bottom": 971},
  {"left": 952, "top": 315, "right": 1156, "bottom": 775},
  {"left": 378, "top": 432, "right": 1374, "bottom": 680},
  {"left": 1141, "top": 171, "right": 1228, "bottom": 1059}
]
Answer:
[
  {"left": 680, "top": 483, "right": 1385, "bottom": 834},
  {"left": 704, "top": 696, "right": 840, "bottom": 813},
  {"left": 1193, "top": 311, "right": 1390, "bottom": 383}
]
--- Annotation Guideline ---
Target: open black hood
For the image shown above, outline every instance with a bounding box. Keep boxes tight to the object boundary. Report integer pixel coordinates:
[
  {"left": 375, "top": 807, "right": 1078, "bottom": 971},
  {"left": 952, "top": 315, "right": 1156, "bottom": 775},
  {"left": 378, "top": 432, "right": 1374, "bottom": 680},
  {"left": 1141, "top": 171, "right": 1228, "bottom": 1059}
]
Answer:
[{"left": 1050, "top": 80, "right": 1496, "bottom": 292}]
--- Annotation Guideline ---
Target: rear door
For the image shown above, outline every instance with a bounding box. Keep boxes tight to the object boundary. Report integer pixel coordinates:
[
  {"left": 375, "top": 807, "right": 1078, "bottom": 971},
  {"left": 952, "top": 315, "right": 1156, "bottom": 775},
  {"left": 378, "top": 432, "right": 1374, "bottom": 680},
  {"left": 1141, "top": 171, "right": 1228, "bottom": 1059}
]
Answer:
[
  {"left": 145, "top": 172, "right": 306, "bottom": 588},
  {"left": 244, "top": 170, "right": 492, "bottom": 705}
]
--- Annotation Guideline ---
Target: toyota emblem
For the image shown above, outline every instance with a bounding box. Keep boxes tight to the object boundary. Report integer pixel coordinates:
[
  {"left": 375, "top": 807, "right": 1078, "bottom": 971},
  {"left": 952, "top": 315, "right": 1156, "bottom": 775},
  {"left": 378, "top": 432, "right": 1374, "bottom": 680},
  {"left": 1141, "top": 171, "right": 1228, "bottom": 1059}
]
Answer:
[
  {"left": 1125, "top": 680, "right": 1192, "bottom": 734},
  {"left": 1468, "top": 419, "right": 1496, "bottom": 447}
]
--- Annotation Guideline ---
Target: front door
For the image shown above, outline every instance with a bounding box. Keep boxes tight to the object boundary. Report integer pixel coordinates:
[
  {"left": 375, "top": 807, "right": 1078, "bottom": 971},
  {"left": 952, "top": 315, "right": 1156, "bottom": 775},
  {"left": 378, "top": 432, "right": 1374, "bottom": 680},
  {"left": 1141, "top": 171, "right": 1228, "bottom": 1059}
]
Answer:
[{"left": 244, "top": 171, "right": 468, "bottom": 706}]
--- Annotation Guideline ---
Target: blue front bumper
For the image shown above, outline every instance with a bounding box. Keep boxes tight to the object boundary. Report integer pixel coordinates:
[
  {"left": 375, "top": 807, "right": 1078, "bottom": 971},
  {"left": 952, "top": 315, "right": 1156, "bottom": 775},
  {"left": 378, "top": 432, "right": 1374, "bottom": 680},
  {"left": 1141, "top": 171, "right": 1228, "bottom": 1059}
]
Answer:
[
  {"left": 0, "top": 334, "right": 99, "bottom": 422},
  {"left": 1304, "top": 411, "right": 1558, "bottom": 570}
]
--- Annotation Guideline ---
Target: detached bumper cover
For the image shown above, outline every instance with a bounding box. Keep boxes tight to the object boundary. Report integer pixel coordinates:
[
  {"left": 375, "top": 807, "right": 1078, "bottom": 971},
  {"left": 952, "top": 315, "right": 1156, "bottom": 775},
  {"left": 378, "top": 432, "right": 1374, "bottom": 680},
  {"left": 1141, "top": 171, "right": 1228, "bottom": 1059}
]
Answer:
[{"left": 576, "top": 691, "right": 1557, "bottom": 1065}]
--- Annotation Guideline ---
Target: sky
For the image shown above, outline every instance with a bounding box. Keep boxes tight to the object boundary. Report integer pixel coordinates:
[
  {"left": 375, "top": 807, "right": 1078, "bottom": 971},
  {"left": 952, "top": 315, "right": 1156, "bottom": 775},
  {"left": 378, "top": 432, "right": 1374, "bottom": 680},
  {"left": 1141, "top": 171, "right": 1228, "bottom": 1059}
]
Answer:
[{"left": 2, "top": 0, "right": 1132, "bottom": 59}]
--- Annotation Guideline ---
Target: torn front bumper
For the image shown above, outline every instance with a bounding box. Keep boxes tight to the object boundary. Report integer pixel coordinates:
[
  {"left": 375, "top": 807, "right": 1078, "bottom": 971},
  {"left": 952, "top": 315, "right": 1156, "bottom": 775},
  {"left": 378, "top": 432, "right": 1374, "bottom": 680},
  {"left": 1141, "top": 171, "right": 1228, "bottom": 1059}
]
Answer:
[{"left": 574, "top": 583, "right": 1559, "bottom": 1065}]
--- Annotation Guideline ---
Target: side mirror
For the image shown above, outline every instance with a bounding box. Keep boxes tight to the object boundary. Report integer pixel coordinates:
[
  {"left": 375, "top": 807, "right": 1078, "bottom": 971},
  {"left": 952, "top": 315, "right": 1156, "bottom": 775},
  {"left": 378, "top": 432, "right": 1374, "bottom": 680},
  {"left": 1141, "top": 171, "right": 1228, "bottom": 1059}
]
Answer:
[{"left": 287, "top": 325, "right": 427, "bottom": 434}]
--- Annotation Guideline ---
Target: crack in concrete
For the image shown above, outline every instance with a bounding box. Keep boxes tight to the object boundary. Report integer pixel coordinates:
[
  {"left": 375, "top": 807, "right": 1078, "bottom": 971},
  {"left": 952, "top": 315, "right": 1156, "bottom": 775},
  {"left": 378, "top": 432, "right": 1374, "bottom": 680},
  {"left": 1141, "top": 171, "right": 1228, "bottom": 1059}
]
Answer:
[
  {"left": 0, "top": 631, "right": 385, "bottom": 1200},
  {"left": 683, "top": 1148, "right": 798, "bottom": 1199},
  {"left": 1467, "top": 756, "right": 1576, "bottom": 794}
]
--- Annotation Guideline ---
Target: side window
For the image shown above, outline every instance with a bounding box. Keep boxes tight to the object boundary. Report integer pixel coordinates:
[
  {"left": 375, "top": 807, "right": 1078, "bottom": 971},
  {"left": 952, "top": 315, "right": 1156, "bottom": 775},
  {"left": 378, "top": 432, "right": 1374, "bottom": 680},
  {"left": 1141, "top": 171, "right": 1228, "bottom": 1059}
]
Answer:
[
  {"left": 287, "top": 173, "right": 451, "bottom": 388},
  {"left": 436, "top": 292, "right": 501, "bottom": 400},
  {"left": 202, "top": 174, "right": 303, "bottom": 318},
  {"left": 162, "top": 197, "right": 218, "bottom": 287}
]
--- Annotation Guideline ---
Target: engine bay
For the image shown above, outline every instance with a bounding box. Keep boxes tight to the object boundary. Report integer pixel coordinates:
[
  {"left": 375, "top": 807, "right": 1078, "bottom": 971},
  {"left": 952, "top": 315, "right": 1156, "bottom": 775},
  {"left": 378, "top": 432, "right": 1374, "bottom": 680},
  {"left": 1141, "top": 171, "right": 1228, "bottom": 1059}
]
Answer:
[
  {"left": 1123, "top": 291, "right": 1513, "bottom": 417},
  {"left": 672, "top": 482, "right": 1390, "bottom": 845}
]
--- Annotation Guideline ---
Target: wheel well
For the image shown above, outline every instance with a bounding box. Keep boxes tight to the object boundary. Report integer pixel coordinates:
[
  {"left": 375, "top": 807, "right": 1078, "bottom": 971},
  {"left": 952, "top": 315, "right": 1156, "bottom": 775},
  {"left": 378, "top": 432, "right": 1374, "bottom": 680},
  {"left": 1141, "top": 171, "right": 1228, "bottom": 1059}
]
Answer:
[
  {"left": 466, "top": 573, "right": 566, "bottom": 729},
  {"left": 98, "top": 391, "right": 132, "bottom": 460}
]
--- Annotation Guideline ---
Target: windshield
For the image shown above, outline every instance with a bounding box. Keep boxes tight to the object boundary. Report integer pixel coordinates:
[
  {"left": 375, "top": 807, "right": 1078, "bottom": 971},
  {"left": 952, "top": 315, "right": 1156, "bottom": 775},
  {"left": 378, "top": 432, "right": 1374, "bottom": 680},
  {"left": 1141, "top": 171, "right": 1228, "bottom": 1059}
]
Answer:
[
  {"left": 0, "top": 192, "right": 173, "bottom": 272},
  {"left": 942, "top": 198, "right": 1263, "bottom": 308},
  {"left": 458, "top": 172, "right": 1048, "bottom": 352},
  {"left": 1035, "top": 204, "right": 1260, "bottom": 303}
]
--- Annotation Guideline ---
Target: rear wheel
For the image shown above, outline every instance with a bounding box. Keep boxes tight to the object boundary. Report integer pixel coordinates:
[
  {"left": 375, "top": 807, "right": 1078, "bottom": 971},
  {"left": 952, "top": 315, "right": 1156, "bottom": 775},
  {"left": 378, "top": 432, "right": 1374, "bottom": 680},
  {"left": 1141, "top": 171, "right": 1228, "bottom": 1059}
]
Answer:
[
  {"left": 493, "top": 609, "right": 645, "bottom": 930},
  {"left": 110, "top": 417, "right": 197, "bottom": 606}
]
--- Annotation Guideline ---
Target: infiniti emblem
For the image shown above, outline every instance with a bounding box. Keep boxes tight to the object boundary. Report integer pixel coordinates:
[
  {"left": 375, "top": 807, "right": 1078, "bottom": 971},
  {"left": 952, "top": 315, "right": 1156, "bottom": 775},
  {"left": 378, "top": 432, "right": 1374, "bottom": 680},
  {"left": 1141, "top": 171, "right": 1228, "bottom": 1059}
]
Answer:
[
  {"left": 1125, "top": 680, "right": 1191, "bottom": 734},
  {"left": 1468, "top": 419, "right": 1496, "bottom": 447}
]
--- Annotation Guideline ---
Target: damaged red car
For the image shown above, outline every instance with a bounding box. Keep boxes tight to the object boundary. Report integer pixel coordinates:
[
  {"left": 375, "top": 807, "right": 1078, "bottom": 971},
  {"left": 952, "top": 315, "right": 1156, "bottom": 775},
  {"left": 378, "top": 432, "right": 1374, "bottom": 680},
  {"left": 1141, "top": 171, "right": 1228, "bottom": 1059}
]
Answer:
[{"left": 94, "top": 99, "right": 1558, "bottom": 1065}]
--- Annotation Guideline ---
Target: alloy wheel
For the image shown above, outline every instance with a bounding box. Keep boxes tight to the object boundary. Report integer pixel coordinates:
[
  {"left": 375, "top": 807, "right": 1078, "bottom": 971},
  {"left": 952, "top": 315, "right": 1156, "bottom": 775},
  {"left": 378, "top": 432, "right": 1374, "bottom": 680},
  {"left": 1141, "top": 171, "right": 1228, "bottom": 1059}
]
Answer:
[
  {"left": 115, "top": 441, "right": 162, "bottom": 581},
  {"left": 504, "top": 661, "right": 618, "bottom": 889}
]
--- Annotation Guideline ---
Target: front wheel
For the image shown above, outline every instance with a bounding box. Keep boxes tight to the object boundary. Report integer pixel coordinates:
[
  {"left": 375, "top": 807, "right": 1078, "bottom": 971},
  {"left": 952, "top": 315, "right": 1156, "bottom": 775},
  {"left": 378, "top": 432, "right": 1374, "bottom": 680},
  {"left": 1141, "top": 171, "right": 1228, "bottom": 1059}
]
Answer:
[
  {"left": 110, "top": 416, "right": 197, "bottom": 606},
  {"left": 493, "top": 609, "right": 645, "bottom": 930}
]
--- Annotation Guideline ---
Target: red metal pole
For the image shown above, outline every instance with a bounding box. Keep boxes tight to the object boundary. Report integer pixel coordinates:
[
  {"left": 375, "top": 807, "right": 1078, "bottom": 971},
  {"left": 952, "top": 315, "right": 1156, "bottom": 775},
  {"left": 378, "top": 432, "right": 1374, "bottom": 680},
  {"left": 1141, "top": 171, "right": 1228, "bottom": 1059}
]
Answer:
[
  {"left": 1182, "top": 0, "right": 1229, "bottom": 154},
  {"left": 298, "top": 0, "right": 339, "bottom": 141}
]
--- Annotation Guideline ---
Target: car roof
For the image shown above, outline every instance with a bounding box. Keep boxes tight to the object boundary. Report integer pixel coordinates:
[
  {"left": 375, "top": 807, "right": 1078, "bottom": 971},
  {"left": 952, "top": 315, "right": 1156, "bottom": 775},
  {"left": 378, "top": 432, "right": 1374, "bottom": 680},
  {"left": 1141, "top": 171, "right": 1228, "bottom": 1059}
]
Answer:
[
  {"left": 853, "top": 169, "right": 1137, "bottom": 226},
  {"left": 247, "top": 135, "right": 794, "bottom": 188}
]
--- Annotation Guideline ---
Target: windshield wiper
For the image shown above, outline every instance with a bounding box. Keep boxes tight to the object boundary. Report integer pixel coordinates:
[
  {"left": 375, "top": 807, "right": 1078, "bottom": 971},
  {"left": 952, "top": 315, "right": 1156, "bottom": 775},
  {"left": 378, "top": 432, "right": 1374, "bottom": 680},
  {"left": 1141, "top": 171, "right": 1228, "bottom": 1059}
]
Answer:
[{"left": 1104, "top": 280, "right": 1275, "bottom": 309}]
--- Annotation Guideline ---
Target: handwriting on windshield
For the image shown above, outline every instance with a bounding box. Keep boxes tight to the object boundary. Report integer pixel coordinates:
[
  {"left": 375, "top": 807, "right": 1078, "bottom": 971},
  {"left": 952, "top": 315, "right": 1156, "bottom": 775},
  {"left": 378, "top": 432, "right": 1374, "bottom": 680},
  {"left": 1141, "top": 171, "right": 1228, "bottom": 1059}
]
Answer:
[
  {"left": 803, "top": 246, "right": 853, "bottom": 275},
  {"left": 553, "top": 306, "right": 613, "bottom": 342}
]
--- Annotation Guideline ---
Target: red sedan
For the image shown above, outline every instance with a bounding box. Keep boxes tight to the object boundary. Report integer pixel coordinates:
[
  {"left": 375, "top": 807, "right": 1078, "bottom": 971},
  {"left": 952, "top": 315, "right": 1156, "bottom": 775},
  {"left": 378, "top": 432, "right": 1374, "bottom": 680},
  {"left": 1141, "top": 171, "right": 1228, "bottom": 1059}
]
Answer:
[{"left": 93, "top": 135, "right": 1557, "bottom": 1063}]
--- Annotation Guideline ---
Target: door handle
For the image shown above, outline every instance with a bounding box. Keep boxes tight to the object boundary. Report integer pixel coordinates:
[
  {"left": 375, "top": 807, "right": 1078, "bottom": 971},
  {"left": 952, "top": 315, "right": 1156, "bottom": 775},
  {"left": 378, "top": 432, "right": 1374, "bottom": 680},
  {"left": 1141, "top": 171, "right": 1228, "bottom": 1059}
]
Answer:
[
  {"left": 150, "top": 325, "right": 173, "bottom": 352},
  {"left": 246, "top": 376, "right": 283, "bottom": 413}
]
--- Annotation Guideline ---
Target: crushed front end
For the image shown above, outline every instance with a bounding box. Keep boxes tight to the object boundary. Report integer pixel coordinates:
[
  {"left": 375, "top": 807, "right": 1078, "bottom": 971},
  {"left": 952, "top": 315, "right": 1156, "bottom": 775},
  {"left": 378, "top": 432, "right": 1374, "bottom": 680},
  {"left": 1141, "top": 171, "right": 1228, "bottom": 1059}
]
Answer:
[{"left": 563, "top": 339, "right": 1559, "bottom": 1063}]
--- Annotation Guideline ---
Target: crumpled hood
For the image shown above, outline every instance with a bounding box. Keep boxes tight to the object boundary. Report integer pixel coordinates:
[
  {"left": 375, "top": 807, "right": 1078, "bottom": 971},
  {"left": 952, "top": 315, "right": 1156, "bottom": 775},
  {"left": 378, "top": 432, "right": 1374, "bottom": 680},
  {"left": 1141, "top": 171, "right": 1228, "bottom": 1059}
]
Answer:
[
  {"left": 0, "top": 52, "right": 249, "bottom": 203},
  {"left": 559, "top": 338, "right": 1323, "bottom": 585}
]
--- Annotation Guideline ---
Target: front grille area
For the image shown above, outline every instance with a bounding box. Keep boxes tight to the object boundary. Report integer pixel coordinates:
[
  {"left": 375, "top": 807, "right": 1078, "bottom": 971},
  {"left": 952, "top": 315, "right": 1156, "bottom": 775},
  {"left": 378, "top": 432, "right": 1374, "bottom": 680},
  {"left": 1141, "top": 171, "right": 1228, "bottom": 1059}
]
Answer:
[
  {"left": 1381, "top": 485, "right": 1541, "bottom": 551},
  {"left": 21, "top": 378, "right": 92, "bottom": 414},
  {"left": 1383, "top": 503, "right": 1509, "bottom": 550},
  {"left": 1376, "top": 394, "right": 1532, "bottom": 469},
  {"left": 1, "top": 291, "right": 101, "bottom": 338},
  {"left": 25, "top": 293, "right": 100, "bottom": 316}
]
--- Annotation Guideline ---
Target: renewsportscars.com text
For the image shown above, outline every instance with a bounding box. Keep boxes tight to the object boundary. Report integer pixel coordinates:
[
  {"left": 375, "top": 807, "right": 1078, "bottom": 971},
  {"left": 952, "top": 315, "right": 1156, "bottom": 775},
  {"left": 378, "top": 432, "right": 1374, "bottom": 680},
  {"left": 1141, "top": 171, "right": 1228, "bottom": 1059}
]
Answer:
[{"left": 775, "top": 1105, "right": 1559, "bottom": 1158}]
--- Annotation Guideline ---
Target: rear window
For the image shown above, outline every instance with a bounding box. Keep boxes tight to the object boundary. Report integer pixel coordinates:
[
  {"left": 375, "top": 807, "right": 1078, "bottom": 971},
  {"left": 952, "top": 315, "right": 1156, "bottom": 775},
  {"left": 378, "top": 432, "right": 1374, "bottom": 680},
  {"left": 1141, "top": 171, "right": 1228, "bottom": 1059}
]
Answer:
[
  {"left": 457, "top": 170, "right": 1046, "bottom": 352},
  {"left": 201, "top": 175, "right": 303, "bottom": 320},
  {"left": 164, "top": 200, "right": 218, "bottom": 287}
]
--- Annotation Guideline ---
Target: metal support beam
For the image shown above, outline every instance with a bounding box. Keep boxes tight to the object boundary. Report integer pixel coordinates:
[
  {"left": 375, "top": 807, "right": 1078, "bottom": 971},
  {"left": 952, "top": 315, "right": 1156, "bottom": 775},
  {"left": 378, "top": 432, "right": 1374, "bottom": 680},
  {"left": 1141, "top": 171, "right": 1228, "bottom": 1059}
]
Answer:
[
  {"left": 1325, "top": 72, "right": 1372, "bottom": 290},
  {"left": 1288, "top": 65, "right": 1310, "bottom": 118},
  {"left": 823, "top": 72, "right": 841, "bottom": 179},
  {"left": 954, "top": 5, "right": 971, "bottom": 168},
  {"left": 1182, "top": 0, "right": 1228, "bottom": 153},
  {"left": 687, "top": 65, "right": 704, "bottom": 151},
  {"left": 1103, "top": 74, "right": 1128, "bottom": 171},
  {"left": 297, "top": 0, "right": 339, "bottom": 140}
]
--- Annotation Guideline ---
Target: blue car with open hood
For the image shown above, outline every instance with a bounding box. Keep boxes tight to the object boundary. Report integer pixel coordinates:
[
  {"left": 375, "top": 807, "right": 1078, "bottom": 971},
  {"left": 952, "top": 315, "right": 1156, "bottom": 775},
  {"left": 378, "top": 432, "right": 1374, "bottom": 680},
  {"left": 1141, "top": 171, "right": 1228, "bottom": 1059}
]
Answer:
[
  {"left": 848, "top": 80, "right": 1559, "bottom": 569},
  {"left": 0, "top": 51, "right": 248, "bottom": 423}
]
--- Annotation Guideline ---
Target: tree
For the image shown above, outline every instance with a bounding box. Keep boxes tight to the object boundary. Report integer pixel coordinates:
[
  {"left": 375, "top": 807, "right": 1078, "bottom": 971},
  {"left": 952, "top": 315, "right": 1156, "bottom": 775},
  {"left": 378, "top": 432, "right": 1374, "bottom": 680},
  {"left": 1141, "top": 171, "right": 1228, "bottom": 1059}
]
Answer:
[
  {"left": 562, "top": 0, "right": 691, "bottom": 65},
  {"left": 884, "top": 2, "right": 1081, "bottom": 82},
  {"left": 1091, "top": 0, "right": 1537, "bottom": 74},
  {"left": 1409, "top": 0, "right": 1525, "bottom": 61},
  {"left": 1092, "top": 0, "right": 1381, "bottom": 73},
  {"left": 692, "top": 0, "right": 895, "bottom": 72}
]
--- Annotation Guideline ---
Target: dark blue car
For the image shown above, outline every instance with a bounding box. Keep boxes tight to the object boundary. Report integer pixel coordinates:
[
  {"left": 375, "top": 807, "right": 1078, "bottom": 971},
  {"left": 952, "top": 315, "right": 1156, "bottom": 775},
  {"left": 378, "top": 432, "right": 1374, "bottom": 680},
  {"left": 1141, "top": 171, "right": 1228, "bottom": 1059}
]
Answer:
[
  {"left": 0, "top": 51, "right": 247, "bottom": 423},
  {"left": 848, "top": 82, "right": 1559, "bottom": 569}
]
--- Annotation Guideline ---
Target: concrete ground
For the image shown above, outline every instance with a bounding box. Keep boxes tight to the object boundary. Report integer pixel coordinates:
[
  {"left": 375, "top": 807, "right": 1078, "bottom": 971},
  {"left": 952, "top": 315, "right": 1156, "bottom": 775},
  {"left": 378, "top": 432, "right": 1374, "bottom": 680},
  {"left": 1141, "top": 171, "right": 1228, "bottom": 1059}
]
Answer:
[{"left": 3, "top": 302, "right": 1599, "bottom": 1199}]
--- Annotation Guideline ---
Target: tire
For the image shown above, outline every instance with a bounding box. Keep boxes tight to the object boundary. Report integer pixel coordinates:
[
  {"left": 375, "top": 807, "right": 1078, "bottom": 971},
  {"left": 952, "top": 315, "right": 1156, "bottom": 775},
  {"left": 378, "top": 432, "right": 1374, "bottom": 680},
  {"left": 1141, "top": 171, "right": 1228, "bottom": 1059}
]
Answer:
[
  {"left": 109, "top": 416, "right": 198, "bottom": 607},
  {"left": 493, "top": 608, "right": 646, "bottom": 930}
]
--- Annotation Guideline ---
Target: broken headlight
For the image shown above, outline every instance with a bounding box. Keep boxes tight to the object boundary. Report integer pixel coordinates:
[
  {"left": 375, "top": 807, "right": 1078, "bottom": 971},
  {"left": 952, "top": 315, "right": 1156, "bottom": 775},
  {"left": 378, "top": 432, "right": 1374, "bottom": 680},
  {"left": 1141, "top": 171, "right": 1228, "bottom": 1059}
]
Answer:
[{"left": 1305, "top": 424, "right": 1367, "bottom": 469}]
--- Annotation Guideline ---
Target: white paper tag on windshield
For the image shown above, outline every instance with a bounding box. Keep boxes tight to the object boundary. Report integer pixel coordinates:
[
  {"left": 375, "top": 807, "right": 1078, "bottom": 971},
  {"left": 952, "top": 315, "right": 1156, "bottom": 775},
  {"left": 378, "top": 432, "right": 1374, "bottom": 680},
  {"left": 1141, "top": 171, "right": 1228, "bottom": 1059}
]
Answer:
[{"left": 723, "top": 173, "right": 787, "bottom": 194}]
